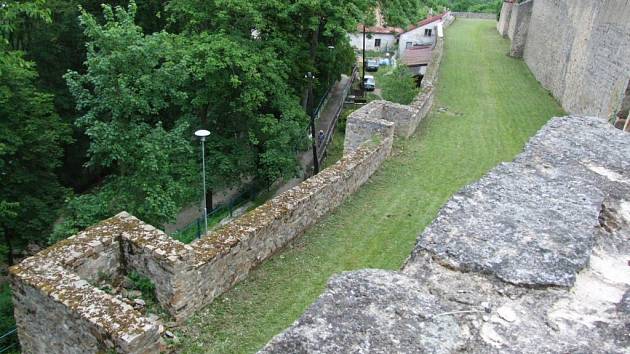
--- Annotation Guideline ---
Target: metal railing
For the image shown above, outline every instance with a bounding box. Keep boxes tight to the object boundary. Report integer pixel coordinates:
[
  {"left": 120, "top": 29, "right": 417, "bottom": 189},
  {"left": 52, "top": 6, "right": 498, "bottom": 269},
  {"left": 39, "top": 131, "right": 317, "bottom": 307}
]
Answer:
[
  {"left": 317, "top": 67, "right": 358, "bottom": 164},
  {"left": 170, "top": 182, "right": 267, "bottom": 243},
  {"left": 0, "top": 327, "right": 18, "bottom": 353}
]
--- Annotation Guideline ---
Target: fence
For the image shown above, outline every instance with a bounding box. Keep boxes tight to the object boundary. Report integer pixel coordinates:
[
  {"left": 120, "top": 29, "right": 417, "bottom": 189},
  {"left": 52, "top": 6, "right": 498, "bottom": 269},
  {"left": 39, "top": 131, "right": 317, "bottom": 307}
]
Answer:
[
  {"left": 170, "top": 182, "right": 268, "bottom": 243},
  {"left": 317, "top": 66, "right": 358, "bottom": 164},
  {"left": 0, "top": 327, "right": 17, "bottom": 353}
]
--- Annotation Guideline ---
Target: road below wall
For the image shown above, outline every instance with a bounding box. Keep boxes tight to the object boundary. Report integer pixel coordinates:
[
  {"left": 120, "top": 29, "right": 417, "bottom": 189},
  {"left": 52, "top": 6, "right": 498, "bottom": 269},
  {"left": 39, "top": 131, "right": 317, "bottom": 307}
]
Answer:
[{"left": 174, "top": 19, "right": 564, "bottom": 354}]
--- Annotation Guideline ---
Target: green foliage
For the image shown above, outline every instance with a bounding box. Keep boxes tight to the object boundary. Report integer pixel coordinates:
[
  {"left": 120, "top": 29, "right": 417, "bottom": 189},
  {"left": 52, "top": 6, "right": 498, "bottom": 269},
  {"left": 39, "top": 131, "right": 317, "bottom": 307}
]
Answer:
[
  {"left": 380, "top": 0, "right": 500, "bottom": 27},
  {"left": 0, "top": 284, "right": 14, "bottom": 334},
  {"left": 128, "top": 271, "right": 157, "bottom": 304},
  {"left": 376, "top": 65, "right": 420, "bottom": 105},
  {"left": 0, "top": 1, "right": 71, "bottom": 262}
]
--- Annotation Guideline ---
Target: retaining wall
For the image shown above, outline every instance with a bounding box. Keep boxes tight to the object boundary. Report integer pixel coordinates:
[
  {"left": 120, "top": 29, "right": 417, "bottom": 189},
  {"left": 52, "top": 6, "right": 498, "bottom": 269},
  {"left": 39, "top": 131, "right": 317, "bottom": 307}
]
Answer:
[
  {"left": 10, "top": 131, "right": 395, "bottom": 352},
  {"left": 499, "top": 0, "right": 630, "bottom": 118}
]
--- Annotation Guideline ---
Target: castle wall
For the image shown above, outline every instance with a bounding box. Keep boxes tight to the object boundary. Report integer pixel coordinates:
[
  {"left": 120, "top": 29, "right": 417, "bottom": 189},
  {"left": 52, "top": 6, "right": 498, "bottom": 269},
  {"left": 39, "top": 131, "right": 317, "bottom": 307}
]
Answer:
[
  {"left": 497, "top": 1, "right": 514, "bottom": 37},
  {"left": 521, "top": 0, "right": 630, "bottom": 118}
]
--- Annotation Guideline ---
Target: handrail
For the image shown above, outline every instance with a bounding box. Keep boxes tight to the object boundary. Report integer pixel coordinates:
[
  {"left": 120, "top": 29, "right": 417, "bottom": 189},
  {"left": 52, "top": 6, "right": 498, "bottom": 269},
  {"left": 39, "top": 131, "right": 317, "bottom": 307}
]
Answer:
[{"left": 316, "top": 67, "right": 358, "bottom": 163}]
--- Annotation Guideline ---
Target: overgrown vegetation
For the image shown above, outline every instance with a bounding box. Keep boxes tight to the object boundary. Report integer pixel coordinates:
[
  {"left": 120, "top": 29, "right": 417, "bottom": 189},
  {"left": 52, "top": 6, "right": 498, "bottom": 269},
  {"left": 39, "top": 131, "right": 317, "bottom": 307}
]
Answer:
[
  {"left": 375, "top": 65, "right": 421, "bottom": 104},
  {"left": 175, "top": 19, "right": 563, "bottom": 354},
  {"left": 321, "top": 107, "right": 355, "bottom": 169},
  {"left": 380, "top": 0, "right": 501, "bottom": 27}
]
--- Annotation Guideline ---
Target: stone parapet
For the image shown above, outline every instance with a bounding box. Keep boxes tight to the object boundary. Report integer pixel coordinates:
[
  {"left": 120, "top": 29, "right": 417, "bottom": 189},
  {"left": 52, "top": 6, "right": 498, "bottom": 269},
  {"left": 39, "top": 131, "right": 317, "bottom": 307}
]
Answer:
[{"left": 507, "top": 0, "right": 532, "bottom": 57}]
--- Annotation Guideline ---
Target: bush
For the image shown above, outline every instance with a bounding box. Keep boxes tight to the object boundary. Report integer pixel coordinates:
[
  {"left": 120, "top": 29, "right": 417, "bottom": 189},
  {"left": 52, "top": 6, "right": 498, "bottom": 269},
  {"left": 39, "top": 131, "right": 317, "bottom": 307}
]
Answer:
[{"left": 380, "top": 66, "right": 420, "bottom": 105}]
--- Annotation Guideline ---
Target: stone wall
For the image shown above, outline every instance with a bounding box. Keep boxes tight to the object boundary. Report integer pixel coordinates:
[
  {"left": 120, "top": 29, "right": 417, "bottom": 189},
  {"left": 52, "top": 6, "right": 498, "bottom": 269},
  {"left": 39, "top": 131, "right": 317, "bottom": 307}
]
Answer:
[
  {"left": 10, "top": 220, "right": 162, "bottom": 353},
  {"left": 11, "top": 110, "right": 401, "bottom": 354},
  {"left": 10, "top": 133, "right": 395, "bottom": 352},
  {"left": 507, "top": 0, "right": 532, "bottom": 57},
  {"left": 500, "top": 0, "right": 630, "bottom": 118},
  {"left": 452, "top": 12, "right": 496, "bottom": 20},
  {"left": 496, "top": 1, "right": 514, "bottom": 36}
]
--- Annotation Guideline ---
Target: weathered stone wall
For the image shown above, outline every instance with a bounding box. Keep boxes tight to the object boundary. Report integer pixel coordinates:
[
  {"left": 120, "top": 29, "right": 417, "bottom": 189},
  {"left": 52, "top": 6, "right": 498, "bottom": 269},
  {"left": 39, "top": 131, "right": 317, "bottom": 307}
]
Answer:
[
  {"left": 421, "top": 37, "right": 444, "bottom": 90},
  {"left": 11, "top": 121, "right": 397, "bottom": 353},
  {"left": 174, "top": 136, "right": 395, "bottom": 320},
  {"left": 452, "top": 12, "right": 496, "bottom": 20},
  {"left": 10, "top": 220, "right": 162, "bottom": 353},
  {"left": 344, "top": 103, "right": 396, "bottom": 154},
  {"left": 507, "top": 0, "right": 532, "bottom": 57},
  {"left": 345, "top": 17, "right": 450, "bottom": 157},
  {"left": 496, "top": 1, "right": 514, "bottom": 36},
  {"left": 260, "top": 116, "right": 630, "bottom": 354},
  {"left": 503, "top": 0, "right": 630, "bottom": 118}
]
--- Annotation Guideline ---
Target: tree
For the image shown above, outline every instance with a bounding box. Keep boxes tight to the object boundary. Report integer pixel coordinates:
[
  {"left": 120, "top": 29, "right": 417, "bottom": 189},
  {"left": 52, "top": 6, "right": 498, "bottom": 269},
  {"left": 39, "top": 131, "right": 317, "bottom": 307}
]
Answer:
[
  {"left": 0, "top": 0, "right": 72, "bottom": 264},
  {"left": 62, "top": 2, "right": 196, "bottom": 231},
  {"left": 59, "top": 1, "right": 310, "bottom": 237}
]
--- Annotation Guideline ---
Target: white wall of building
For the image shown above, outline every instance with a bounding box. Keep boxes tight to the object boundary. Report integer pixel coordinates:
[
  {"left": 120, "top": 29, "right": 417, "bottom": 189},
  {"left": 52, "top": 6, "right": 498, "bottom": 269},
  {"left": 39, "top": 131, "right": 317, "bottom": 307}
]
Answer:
[
  {"left": 398, "top": 22, "right": 440, "bottom": 56},
  {"left": 349, "top": 33, "right": 397, "bottom": 52}
]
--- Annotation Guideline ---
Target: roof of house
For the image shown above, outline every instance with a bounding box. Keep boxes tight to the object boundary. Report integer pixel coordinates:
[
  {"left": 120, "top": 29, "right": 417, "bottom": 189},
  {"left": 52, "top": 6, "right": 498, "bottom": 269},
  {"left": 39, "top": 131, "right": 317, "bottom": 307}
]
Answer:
[
  {"left": 401, "top": 44, "right": 433, "bottom": 66},
  {"left": 355, "top": 24, "right": 404, "bottom": 35},
  {"left": 400, "top": 14, "right": 445, "bottom": 35}
]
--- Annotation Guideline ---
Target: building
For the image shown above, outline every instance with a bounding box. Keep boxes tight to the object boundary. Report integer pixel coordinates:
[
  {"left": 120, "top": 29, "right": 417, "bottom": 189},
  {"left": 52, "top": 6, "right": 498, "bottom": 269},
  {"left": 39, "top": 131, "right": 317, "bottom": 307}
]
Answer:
[
  {"left": 349, "top": 24, "right": 403, "bottom": 52},
  {"left": 397, "top": 13, "right": 451, "bottom": 57}
]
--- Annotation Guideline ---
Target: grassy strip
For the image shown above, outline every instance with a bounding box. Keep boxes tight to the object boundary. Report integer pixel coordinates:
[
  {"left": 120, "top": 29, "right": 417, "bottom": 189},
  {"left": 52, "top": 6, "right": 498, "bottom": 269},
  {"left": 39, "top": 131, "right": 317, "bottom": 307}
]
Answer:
[{"left": 175, "top": 19, "right": 564, "bottom": 354}]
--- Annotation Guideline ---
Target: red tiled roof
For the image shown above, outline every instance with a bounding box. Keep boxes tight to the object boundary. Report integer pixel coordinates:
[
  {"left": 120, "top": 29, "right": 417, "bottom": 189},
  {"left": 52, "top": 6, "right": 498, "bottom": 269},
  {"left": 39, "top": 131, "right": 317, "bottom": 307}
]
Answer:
[
  {"left": 356, "top": 24, "right": 404, "bottom": 35},
  {"left": 401, "top": 45, "right": 433, "bottom": 66},
  {"left": 400, "top": 13, "right": 446, "bottom": 34}
]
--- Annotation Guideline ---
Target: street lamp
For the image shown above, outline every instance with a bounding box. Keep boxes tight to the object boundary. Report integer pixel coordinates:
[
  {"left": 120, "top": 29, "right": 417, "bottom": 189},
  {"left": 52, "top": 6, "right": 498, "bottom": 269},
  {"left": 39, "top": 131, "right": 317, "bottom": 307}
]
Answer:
[{"left": 194, "top": 129, "right": 210, "bottom": 238}]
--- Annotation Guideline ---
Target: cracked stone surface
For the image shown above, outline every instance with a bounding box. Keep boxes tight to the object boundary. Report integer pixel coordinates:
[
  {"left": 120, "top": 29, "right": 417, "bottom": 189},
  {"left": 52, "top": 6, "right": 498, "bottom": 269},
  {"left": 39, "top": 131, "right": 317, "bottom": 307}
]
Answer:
[
  {"left": 259, "top": 116, "right": 630, "bottom": 354},
  {"left": 260, "top": 270, "right": 464, "bottom": 354}
]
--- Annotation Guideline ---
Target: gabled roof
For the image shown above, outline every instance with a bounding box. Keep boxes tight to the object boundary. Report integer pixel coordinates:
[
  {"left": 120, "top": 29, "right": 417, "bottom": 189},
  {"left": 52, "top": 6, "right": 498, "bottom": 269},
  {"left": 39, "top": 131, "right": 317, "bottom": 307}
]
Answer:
[
  {"left": 401, "top": 44, "right": 433, "bottom": 66},
  {"left": 400, "top": 13, "right": 445, "bottom": 35},
  {"left": 356, "top": 24, "right": 404, "bottom": 35}
]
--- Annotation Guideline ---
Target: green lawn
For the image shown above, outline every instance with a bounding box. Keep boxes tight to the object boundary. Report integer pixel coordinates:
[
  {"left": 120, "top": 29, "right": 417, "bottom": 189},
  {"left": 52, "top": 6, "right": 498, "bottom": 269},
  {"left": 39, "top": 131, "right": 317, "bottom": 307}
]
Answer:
[{"left": 175, "top": 19, "right": 564, "bottom": 353}]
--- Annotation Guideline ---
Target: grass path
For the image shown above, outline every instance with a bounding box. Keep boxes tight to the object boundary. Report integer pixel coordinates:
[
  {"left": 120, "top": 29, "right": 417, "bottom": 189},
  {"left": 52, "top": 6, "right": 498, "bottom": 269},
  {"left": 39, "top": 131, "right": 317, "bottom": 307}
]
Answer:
[{"left": 175, "top": 19, "right": 564, "bottom": 353}]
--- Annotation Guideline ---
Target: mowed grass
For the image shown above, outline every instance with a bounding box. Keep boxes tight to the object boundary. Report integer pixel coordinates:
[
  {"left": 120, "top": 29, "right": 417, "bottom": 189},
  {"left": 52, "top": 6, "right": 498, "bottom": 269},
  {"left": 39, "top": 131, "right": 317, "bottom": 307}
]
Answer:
[{"left": 175, "top": 19, "right": 564, "bottom": 353}]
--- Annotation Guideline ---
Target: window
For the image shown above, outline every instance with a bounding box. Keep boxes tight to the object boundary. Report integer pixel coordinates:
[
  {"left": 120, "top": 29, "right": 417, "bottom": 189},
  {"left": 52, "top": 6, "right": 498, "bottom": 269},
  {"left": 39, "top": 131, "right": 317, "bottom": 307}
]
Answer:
[
  {"left": 406, "top": 42, "right": 413, "bottom": 49},
  {"left": 424, "top": 28, "right": 433, "bottom": 36},
  {"left": 375, "top": 38, "right": 381, "bottom": 47}
]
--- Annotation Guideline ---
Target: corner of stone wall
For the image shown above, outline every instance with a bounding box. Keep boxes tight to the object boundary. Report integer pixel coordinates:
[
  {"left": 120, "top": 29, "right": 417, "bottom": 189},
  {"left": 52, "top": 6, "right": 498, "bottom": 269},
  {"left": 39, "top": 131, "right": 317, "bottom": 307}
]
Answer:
[
  {"left": 9, "top": 214, "right": 162, "bottom": 353},
  {"left": 343, "top": 101, "right": 395, "bottom": 155}
]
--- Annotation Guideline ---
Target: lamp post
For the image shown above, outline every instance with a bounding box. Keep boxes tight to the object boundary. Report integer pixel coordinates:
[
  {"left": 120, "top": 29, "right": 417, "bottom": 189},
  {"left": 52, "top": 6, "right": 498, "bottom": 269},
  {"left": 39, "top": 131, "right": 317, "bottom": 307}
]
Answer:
[{"left": 194, "top": 129, "right": 210, "bottom": 238}]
